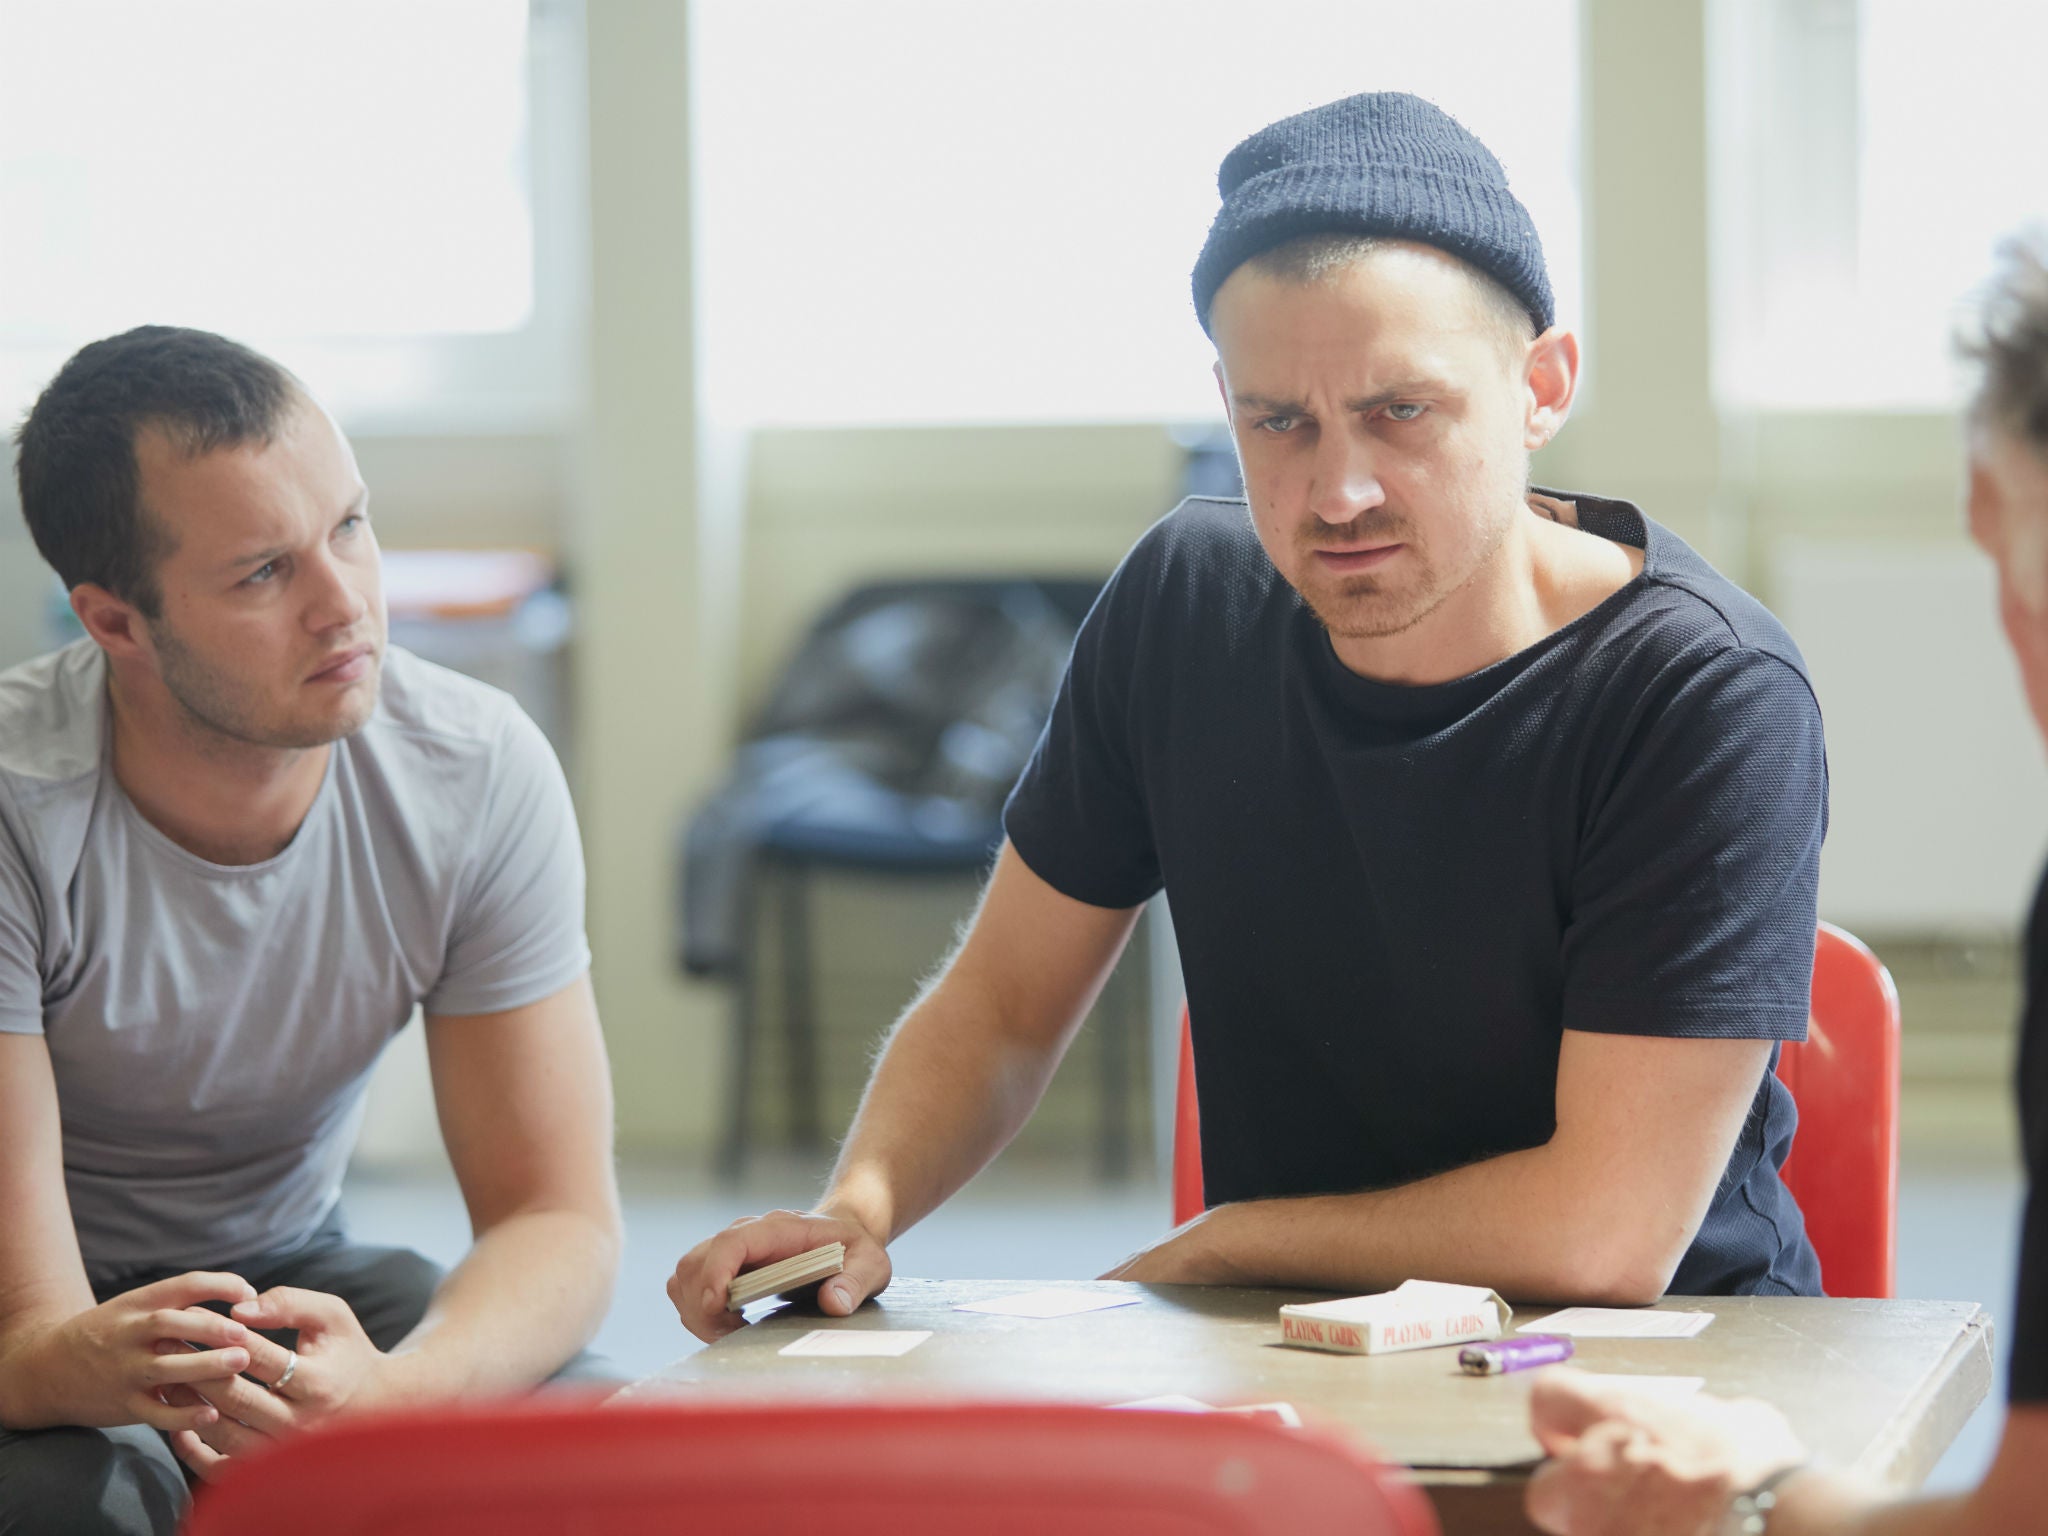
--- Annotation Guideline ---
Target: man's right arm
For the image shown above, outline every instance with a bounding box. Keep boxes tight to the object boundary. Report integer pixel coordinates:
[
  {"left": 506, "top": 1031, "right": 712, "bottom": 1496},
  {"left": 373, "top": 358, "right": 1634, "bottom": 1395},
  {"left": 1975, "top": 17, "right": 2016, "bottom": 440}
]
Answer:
[
  {"left": 0, "top": 1032, "right": 253, "bottom": 1432},
  {"left": 1525, "top": 1368, "right": 2048, "bottom": 1536},
  {"left": 668, "top": 841, "right": 1142, "bottom": 1340}
]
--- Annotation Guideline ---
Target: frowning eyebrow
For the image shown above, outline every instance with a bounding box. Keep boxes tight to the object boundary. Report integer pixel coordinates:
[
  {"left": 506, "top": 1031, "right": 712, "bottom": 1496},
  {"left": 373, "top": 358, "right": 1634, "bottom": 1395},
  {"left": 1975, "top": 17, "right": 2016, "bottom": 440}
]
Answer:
[
  {"left": 1232, "top": 379, "right": 1458, "bottom": 415},
  {"left": 219, "top": 489, "right": 370, "bottom": 572}
]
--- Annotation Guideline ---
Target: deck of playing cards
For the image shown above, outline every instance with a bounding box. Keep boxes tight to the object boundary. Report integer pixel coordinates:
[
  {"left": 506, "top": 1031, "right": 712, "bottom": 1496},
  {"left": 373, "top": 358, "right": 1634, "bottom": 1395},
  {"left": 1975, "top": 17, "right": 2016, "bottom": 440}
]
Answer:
[
  {"left": 1278, "top": 1279, "right": 1509, "bottom": 1356},
  {"left": 726, "top": 1242, "right": 847, "bottom": 1311}
]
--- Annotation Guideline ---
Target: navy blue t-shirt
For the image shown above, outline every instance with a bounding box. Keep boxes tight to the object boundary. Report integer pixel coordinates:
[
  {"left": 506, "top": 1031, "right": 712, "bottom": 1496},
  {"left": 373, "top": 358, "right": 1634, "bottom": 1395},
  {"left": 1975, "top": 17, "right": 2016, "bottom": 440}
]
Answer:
[
  {"left": 1005, "top": 492, "right": 1826, "bottom": 1297},
  {"left": 2011, "top": 863, "right": 2048, "bottom": 1400}
]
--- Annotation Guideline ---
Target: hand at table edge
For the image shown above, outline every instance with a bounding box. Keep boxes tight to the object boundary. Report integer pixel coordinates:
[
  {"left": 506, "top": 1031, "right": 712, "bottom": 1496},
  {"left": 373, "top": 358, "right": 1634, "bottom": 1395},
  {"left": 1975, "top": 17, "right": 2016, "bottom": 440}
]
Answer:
[
  {"left": 668, "top": 1207, "right": 893, "bottom": 1343},
  {"left": 1098, "top": 1206, "right": 1241, "bottom": 1285},
  {"left": 1524, "top": 1366, "right": 1809, "bottom": 1536}
]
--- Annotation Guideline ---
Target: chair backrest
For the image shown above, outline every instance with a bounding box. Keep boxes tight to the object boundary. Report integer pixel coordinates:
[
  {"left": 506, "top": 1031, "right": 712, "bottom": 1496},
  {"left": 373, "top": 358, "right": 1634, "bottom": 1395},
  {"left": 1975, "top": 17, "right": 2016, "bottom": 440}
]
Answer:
[
  {"left": 1170, "top": 922, "right": 1902, "bottom": 1296},
  {"left": 1775, "top": 922, "right": 1901, "bottom": 1297},
  {"left": 1172, "top": 1013, "right": 1205, "bottom": 1231},
  {"left": 182, "top": 1398, "right": 1440, "bottom": 1536}
]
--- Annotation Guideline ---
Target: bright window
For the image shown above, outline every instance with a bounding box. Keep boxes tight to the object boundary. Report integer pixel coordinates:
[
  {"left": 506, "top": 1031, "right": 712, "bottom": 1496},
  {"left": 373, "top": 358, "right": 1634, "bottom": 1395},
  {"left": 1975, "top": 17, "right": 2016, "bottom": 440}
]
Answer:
[
  {"left": 1711, "top": 0, "right": 2048, "bottom": 410},
  {"left": 691, "top": 0, "right": 1583, "bottom": 427},
  {"left": 0, "top": 0, "right": 579, "bottom": 431}
]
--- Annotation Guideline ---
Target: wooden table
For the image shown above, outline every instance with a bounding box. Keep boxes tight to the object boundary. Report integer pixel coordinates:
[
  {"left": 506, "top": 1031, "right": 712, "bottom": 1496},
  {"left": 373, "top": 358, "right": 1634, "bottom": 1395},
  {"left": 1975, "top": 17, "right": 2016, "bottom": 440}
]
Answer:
[{"left": 625, "top": 1278, "right": 1993, "bottom": 1536}]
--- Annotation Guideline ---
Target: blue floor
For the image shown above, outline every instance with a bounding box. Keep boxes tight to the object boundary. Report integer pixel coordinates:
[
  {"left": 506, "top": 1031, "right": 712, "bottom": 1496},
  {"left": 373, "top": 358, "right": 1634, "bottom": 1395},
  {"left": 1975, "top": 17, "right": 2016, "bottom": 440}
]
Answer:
[{"left": 1891, "top": 1158, "right": 2024, "bottom": 1489}]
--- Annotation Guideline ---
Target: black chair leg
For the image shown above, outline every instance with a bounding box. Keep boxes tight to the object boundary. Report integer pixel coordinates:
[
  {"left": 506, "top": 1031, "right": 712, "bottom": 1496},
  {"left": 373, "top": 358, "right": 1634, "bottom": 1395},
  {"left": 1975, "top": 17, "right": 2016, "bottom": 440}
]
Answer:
[
  {"left": 718, "top": 865, "right": 762, "bottom": 1181},
  {"left": 778, "top": 858, "right": 823, "bottom": 1151}
]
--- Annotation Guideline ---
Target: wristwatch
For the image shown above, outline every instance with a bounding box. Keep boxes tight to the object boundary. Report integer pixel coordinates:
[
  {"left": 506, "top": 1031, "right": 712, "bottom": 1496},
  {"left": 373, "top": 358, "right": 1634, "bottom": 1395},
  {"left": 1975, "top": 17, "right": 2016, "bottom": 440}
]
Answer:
[{"left": 1722, "top": 1463, "right": 1807, "bottom": 1536}]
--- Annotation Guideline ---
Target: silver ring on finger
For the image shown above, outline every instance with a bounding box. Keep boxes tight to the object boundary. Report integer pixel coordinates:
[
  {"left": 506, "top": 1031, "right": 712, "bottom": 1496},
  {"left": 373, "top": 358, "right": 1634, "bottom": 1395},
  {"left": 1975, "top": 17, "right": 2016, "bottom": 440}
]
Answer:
[{"left": 271, "top": 1349, "right": 298, "bottom": 1392}]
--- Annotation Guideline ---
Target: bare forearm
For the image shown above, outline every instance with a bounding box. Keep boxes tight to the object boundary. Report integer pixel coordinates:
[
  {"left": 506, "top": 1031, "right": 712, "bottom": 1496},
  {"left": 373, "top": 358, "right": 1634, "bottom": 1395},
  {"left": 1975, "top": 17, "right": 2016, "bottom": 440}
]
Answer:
[
  {"left": 1768, "top": 1454, "right": 2037, "bottom": 1536},
  {"left": 1523, "top": 1377, "right": 2047, "bottom": 1536},
  {"left": 823, "top": 973, "right": 1074, "bottom": 1243},
  {"left": 0, "top": 1310, "right": 76, "bottom": 1427},
  {"left": 1184, "top": 1139, "right": 1688, "bottom": 1303},
  {"left": 379, "top": 1207, "right": 619, "bottom": 1401},
  {"left": 1158, "top": 1032, "right": 1771, "bottom": 1303},
  {"left": 1773, "top": 1483, "right": 1965, "bottom": 1536}
]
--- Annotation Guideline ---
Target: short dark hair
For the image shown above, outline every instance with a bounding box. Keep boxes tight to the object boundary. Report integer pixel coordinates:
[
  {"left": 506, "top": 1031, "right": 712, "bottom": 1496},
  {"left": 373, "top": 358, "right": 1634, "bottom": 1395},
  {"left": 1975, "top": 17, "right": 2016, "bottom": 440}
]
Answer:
[
  {"left": 13, "top": 325, "right": 299, "bottom": 617},
  {"left": 1243, "top": 232, "right": 1536, "bottom": 361},
  {"left": 1962, "top": 232, "right": 2048, "bottom": 457}
]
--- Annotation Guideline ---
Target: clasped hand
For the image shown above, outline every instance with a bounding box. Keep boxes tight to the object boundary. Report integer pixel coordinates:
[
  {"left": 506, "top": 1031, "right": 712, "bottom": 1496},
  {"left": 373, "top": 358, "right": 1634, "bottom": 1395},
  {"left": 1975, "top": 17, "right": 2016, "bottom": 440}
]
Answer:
[
  {"left": 158, "top": 1282, "right": 389, "bottom": 1480},
  {"left": 0, "top": 1272, "right": 256, "bottom": 1436},
  {"left": 1, "top": 1271, "right": 384, "bottom": 1480}
]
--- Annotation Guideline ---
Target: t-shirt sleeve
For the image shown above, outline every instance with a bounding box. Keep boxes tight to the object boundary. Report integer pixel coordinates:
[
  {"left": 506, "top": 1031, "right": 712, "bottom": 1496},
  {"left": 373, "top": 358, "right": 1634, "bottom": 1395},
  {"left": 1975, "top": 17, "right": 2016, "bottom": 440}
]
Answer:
[
  {"left": 0, "top": 808, "right": 44, "bottom": 1036},
  {"left": 2009, "top": 867, "right": 2048, "bottom": 1402},
  {"left": 1560, "top": 646, "right": 1826, "bottom": 1039},
  {"left": 422, "top": 707, "right": 593, "bottom": 1017},
  {"left": 1002, "top": 544, "right": 1163, "bottom": 910},
  {"left": 2013, "top": 1181, "right": 2048, "bottom": 1402}
]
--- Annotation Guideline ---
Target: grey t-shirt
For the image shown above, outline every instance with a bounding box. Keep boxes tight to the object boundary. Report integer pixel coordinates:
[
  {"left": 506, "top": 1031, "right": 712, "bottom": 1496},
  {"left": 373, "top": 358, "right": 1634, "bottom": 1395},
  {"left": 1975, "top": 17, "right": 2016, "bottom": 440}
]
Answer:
[{"left": 0, "top": 641, "right": 591, "bottom": 1284}]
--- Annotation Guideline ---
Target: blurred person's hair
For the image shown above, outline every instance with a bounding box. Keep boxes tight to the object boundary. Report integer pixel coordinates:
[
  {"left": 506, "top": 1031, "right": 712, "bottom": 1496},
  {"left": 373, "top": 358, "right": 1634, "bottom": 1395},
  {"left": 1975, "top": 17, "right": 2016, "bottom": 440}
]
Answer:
[
  {"left": 1962, "top": 231, "right": 2048, "bottom": 456},
  {"left": 14, "top": 325, "right": 299, "bottom": 618},
  {"left": 1244, "top": 232, "right": 1535, "bottom": 358}
]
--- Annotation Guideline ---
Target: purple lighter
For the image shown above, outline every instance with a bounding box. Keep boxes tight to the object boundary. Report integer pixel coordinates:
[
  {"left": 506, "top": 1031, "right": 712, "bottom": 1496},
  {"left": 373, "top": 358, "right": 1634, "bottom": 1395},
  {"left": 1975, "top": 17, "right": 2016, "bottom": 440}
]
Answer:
[{"left": 1458, "top": 1334, "right": 1575, "bottom": 1376}]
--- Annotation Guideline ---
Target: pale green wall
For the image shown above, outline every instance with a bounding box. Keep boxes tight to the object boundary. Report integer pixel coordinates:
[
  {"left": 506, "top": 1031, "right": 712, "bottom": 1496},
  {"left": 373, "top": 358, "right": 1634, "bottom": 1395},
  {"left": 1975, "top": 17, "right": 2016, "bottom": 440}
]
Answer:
[
  {"left": 1550, "top": 0, "right": 1723, "bottom": 559},
  {"left": 3, "top": 2, "right": 1975, "bottom": 1159},
  {"left": 686, "top": 0, "right": 1998, "bottom": 1167},
  {"left": 735, "top": 424, "right": 1184, "bottom": 722},
  {"left": 586, "top": 0, "right": 1979, "bottom": 1155},
  {"left": 575, "top": 0, "right": 729, "bottom": 1157}
]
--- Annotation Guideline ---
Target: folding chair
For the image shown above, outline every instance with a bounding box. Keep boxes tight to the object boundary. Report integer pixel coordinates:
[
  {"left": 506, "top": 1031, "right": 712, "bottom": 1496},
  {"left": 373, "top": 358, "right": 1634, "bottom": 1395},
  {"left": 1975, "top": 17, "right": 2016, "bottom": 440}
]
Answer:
[{"left": 1773, "top": 922, "right": 1902, "bottom": 1297}]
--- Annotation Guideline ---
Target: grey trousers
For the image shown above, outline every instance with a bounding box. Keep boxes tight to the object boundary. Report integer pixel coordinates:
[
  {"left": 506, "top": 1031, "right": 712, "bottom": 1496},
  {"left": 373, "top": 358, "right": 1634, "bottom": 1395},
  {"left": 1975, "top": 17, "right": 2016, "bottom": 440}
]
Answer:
[{"left": 0, "top": 1216, "right": 613, "bottom": 1536}]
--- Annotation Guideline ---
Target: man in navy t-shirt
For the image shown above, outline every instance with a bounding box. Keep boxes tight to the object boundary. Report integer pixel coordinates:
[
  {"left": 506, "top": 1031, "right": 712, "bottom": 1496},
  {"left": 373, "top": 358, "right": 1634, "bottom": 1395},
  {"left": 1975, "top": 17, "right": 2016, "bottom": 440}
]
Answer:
[{"left": 669, "top": 91, "right": 1826, "bottom": 1341}]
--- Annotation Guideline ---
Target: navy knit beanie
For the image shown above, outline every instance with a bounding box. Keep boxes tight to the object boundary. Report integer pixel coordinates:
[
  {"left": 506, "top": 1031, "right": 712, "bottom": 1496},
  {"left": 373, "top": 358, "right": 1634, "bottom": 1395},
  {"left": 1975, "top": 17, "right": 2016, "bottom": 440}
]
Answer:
[{"left": 1192, "top": 92, "right": 1554, "bottom": 337}]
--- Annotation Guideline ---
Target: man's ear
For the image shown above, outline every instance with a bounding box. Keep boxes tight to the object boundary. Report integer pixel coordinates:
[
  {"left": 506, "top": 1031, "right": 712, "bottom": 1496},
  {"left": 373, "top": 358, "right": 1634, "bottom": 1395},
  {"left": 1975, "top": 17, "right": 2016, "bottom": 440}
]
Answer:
[
  {"left": 70, "top": 583, "right": 152, "bottom": 662},
  {"left": 1523, "top": 327, "right": 1581, "bottom": 451}
]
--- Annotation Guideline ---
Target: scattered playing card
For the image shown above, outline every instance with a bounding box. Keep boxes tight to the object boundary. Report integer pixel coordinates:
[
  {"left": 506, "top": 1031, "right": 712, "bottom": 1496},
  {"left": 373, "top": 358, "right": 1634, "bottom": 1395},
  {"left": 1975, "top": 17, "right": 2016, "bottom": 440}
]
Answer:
[
  {"left": 955, "top": 1289, "right": 1143, "bottom": 1319},
  {"left": 1109, "top": 1394, "right": 1213, "bottom": 1412},
  {"left": 777, "top": 1329, "right": 931, "bottom": 1358},
  {"left": 1218, "top": 1401, "right": 1303, "bottom": 1428},
  {"left": 1524, "top": 1308, "right": 1714, "bottom": 1339},
  {"left": 1572, "top": 1374, "right": 1707, "bottom": 1399},
  {"left": 1108, "top": 1396, "right": 1303, "bottom": 1427}
]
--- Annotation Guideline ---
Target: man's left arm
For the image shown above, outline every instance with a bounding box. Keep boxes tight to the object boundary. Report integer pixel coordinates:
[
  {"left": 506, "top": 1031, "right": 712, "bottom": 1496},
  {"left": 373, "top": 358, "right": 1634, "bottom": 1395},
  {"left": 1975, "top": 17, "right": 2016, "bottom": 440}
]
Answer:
[
  {"left": 376, "top": 973, "right": 621, "bottom": 1397},
  {"left": 1110, "top": 644, "right": 1826, "bottom": 1303},
  {"left": 360, "top": 701, "right": 619, "bottom": 1394},
  {"left": 1106, "top": 1028, "right": 1770, "bottom": 1304},
  {"left": 238, "top": 977, "right": 621, "bottom": 1402},
  {"left": 167, "top": 974, "right": 620, "bottom": 1478}
]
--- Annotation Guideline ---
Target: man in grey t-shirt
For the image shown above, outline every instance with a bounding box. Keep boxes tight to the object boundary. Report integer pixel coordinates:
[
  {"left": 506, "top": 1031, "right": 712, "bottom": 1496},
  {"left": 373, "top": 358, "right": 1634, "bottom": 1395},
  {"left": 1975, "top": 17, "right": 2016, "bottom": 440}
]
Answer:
[{"left": 0, "top": 327, "right": 621, "bottom": 1535}]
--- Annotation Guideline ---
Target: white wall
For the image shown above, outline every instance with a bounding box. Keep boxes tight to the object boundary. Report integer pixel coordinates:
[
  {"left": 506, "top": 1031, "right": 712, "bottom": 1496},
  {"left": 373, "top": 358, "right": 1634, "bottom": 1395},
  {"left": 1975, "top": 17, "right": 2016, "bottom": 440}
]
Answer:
[
  {"left": 1778, "top": 539, "right": 2048, "bottom": 933},
  {"left": 5, "top": 0, "right": 2020, "bottom": 1161}
]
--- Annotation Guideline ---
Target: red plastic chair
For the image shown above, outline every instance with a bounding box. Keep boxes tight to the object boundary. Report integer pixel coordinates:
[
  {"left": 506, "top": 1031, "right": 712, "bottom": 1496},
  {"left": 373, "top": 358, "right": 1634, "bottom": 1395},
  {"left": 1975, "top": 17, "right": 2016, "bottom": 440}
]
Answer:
[
  {"left": 1775, "top": 922, "right": 1901, "bottom": 1298},
  {"left": 181, "top": 1398, "right": 1439, "bottom": 1536},
  {"left": 1171, "top": 922, "right": 1901, "bottom": 1297}
]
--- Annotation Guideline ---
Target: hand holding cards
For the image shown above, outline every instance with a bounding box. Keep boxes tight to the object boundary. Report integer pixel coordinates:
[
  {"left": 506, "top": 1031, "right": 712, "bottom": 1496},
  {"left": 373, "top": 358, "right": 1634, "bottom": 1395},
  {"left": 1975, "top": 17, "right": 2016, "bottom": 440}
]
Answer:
[{"left": 727, "top": 1242, "right": 847, "bottom": 1311}]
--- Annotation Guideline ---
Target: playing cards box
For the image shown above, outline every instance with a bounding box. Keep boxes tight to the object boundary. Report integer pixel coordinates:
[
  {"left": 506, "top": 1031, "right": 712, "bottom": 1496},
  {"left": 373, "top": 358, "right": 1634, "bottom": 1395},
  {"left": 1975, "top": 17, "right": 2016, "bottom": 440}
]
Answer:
[{"left": 1278, "top": 1279, "right": 1510, "bottom": 1356}]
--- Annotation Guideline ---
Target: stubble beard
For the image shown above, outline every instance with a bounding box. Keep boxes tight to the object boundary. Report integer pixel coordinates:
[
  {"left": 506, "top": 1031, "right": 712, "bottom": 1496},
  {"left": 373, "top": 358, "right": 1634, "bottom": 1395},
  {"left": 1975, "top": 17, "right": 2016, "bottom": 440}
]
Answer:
[
  {"left": 1308, "top": 549, "right": 1439, "bottom": 640},
  {"left": 153, "top": 620, "right": 380, "bottom": 752},
  {"left": 1300, "top": 495, "right": 1520, "bottom": 644}
]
